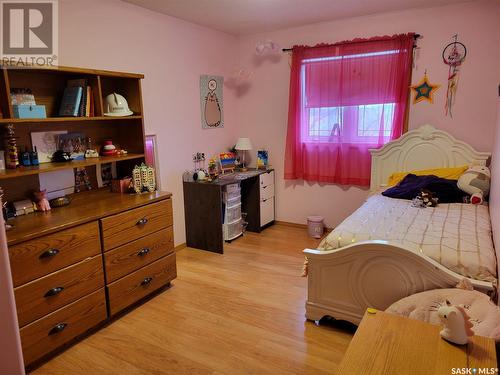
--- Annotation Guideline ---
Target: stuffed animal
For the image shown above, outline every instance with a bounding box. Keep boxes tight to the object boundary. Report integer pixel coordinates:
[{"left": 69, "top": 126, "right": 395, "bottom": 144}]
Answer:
[
  {"left": 31, "top": 189, "right": 51, "bottom": 212},
  {"left": 438, "top": 300, "right": 474, "bottom": 345},
  {"left": 412, "top": 189, "right": 438, "bottom": 208},
  {"left": 457, "top": 165, "right": 491, "bottom": 204}
]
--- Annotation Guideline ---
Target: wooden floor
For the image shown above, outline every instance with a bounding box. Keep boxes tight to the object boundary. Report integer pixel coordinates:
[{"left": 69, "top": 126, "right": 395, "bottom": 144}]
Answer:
[{"left": 31, "top": 224, "right": 354, "bottom": 374}]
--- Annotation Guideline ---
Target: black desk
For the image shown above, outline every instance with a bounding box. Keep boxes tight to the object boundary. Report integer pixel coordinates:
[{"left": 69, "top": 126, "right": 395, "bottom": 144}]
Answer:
[{"left": 183, "top": 169, "right": 275, "bottom": 253}]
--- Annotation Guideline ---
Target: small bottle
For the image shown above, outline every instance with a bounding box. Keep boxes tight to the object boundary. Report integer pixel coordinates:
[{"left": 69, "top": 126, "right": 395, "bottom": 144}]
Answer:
[
  {"left": 30, "top": 146, "right": 39, "bottom": 166},
  {"left": 21, "top": 147, "right": 31, "bottom": 167}
]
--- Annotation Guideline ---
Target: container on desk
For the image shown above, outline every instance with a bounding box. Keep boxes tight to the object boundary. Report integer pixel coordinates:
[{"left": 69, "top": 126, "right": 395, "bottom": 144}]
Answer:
[{"left": 12, "top": 105, "right": 47, "bottom": 119}]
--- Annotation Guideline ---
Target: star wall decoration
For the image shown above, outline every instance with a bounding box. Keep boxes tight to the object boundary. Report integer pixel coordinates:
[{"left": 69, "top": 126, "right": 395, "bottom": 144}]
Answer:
[{"left": 411, "top": 73, "right": 440, "bottom": 104}]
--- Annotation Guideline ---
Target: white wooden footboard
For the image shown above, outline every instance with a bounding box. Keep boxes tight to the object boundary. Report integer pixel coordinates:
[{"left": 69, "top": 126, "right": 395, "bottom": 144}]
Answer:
[{"left": 303, "top": 241, "right": 495, "bottom": 325}]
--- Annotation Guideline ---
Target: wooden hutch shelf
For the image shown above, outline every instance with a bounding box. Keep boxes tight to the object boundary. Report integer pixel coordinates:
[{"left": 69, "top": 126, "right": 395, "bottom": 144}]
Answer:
[
  {"left": 0, "top": 153, "right": 144, "bottom": 180},
  {"left": 1, "top": 65, "right": 177, "bottom": 368}
]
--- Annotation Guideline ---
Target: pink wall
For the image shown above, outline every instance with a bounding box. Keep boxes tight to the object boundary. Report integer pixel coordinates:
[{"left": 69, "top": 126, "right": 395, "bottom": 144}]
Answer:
[
  {"left": 0, "top": 212, "right": 24, "bottom": 374},
  {"left": 489, "top": 94, "right": 500, "bottom": 285},
  {"left": 235, "top": 0, "right": 500, "bottom": 228},
  {"left": 58, "top": 0, "right": 240, "bottom": 245}
]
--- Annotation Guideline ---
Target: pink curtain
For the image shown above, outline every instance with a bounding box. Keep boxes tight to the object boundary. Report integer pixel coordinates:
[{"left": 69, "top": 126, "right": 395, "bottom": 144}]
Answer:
[{"left": 284, "top": 34, "right": 414, "bottom": 186}]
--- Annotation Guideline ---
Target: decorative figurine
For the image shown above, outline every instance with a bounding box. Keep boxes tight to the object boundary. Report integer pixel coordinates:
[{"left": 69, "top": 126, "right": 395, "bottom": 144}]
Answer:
[
  {"left": 31, "top": 189, "right": 51, "bottom": 212},
  {"left": 85, "top": 137, "right": 99, "bottom": 158},
  {"left": 5, "top": 124, "right": 19, "bottom": 169},
  {"left": 131, "top": 163, "right": 156, "bottom": 193},
  {"left": 101, "top": 140, "right": 117, "bottom": 156},
  {"left": 438, "top": 300, "right": 474, "bottom": 345}
]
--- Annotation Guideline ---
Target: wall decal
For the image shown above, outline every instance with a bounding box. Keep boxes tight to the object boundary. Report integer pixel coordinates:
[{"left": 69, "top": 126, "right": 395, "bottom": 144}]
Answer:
[
  {"left": 200, "top": 75, "right": 224, "bottom": 129},
  {"left": 442, "top": 34, "right": 467, "bottom": 117},
  {"left": 411, "top": 71, "right": 440, "bottom": 104}
]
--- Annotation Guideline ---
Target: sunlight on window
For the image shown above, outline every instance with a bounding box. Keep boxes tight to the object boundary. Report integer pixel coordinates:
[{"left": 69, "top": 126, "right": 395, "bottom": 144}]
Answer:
[{"left": 308, "top": 103, "right": 395, "bottom": 140}]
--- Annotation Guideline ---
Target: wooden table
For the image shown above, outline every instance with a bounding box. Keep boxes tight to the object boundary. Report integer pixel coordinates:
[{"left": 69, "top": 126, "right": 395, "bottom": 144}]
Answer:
[{"left": 337, "top": 310, "right": 497, "bottom": 375}]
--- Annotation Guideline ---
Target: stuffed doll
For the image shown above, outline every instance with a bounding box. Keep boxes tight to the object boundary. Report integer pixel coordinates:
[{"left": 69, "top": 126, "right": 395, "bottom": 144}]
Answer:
[
  {"left": 438, "top": 300, "right": 474, "bottom": 345},
  {"left": 457, "top": 165, "right": 491, "bottom": 204},
  {"left": 412, "top": 189, "right": 438, "bottom": 208},
  {"left": 31, "top": 189, "right": 51, "bottom": 212}
]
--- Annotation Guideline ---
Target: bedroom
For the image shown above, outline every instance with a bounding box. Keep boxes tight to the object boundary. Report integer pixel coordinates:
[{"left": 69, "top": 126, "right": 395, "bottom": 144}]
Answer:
[{"left": 0, "top": 0, "right": 499, "bottom": 374}]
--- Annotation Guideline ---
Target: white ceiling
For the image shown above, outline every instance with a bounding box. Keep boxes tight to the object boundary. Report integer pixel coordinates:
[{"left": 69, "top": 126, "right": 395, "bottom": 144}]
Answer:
[{"left": 122, "top": 0, "right": 468, "bottom": 35}]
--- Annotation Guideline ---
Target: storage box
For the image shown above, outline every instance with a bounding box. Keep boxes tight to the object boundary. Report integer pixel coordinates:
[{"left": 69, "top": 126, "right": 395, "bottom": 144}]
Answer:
[
  {"left": 12, "top": 104, "right": 47, "bottom": 119},
  {"left": 111, "top": 177, "right": 133, "bottom": 193}
]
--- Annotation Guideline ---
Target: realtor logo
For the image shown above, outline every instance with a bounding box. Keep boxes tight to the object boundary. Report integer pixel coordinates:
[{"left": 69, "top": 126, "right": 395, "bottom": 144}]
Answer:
[{"left": 0, "top": 0, "right": 58, "bottom": 67}]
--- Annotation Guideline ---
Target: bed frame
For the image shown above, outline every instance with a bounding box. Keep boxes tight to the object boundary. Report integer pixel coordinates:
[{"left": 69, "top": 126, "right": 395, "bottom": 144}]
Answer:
[{"left": 303, "top": 124, "right": 494, "bottom": 325}]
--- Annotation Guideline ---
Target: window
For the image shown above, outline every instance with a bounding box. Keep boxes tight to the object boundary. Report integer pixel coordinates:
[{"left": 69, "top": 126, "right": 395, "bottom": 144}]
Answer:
[
  {"left": 307, "top": 103, "right": 395, "bottom": 140},
  {"left": 284, "top": 34, "right": 414, "bottom": 185}
]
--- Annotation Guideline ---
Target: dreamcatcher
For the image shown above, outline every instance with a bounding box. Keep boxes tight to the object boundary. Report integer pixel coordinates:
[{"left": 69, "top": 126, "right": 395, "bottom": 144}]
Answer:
[{"left": 442, "top": 35, "right": 467, "bottom": 117}]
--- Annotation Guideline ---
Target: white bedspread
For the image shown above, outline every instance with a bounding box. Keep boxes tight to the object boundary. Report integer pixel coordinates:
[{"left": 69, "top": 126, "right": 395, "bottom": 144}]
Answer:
[{"left": 318, "top": 195, "right": 497, "bottom": 282}]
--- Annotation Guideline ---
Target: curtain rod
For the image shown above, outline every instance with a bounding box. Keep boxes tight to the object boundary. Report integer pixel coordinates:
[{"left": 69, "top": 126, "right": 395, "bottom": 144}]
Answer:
[{"left": 281, "top": 33, "right": 421, "bottom": 52}]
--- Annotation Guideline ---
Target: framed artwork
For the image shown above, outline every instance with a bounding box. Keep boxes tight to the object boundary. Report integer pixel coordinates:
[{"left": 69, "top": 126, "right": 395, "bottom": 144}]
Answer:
[
  {"left": 200, "top": 75, "right": 224, "bottom": 129},
  {"left": 145, "top": 134, "right": 161, "bottom": 190},
  {"left": 96, "top": 162, "right": 117, "bottom": 188},
  {"left": 257, "top": 150, "right": 269, "bottom": 170},
  {"left": 31, "top": 130, "right": 67, "bottom": 163}
]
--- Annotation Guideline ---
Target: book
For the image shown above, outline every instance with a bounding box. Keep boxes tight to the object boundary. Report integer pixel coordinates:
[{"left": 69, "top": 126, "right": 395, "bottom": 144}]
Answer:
[
  {"left": 58, "top": 86, "right": 83, "bottom": 117},
  {"left": 67, "top": 79, "right": 88, "bottom": 117},
  {"left": 85, "top": 86, "right": 91, "bottom": 117}
]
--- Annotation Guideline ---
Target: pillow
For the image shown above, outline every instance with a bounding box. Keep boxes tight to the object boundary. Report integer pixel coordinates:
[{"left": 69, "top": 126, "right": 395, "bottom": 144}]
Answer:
[
  {"left": 386, "top": 282, "right": 500, "bottom": 341},
  {"left": 387, "top": 165, "right": 469, "bottom": 186},
  {"left": 382, "top": 174, "right": 468, "bottom": 203}
]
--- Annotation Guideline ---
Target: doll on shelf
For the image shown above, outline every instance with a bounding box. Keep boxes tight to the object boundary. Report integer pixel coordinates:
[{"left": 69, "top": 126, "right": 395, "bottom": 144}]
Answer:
[{"left": 32, "top": 189, "right": 51, "bottom": 212}]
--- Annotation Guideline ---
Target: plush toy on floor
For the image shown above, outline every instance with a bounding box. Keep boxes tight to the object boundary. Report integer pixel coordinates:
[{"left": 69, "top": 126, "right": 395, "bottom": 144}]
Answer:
[
  {"left": 438, "top": 300, "right": 474, "bottom": 345},
  {"left": 457, "top": 165, "right": 491, "bottom": 204}
]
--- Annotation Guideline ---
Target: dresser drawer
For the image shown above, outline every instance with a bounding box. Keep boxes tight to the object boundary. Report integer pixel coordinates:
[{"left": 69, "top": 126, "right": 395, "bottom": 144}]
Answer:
[
  {"left": 260, "top": 197, "right": 275, "bottom": 227},
  {"left": 108, "top": 253, "right": 177, "bottom": 315},
  {"left": 15, "top": 255, "right": 104, "bottom": 327},
  {"left": 20, "top": 289, "right": 106, "bottom": 366},
  {"left": 260, "top": 183, "right": 274, "bottom": 200},
  {"left": 101, "top": 199, "right": 173, "bottom": 251},
  {"left": 104, "top": 227, "right": 174, "bottom": 283},
  {"left": 9, "top": 222, "right": 100, "bottom": 287},
  {"left": 259, "top": 170, "right": 274, "bottom": 188}
]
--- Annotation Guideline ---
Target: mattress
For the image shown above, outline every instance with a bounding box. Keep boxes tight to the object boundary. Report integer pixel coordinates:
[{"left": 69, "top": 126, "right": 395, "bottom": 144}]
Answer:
[{"left": 318, "top": 195, "right": 497, "bottom": 282}]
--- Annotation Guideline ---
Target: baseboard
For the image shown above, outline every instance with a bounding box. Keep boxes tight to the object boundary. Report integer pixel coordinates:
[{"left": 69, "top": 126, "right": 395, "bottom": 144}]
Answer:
[
  {"left": 275, "top": 221, "right": 308, "bottom": 229},
  {"left": 275, "top": 220, "right": 333, "bottom": 231},
  {"left": 174, "top": 243, "right": 187, "bottom": 252}
]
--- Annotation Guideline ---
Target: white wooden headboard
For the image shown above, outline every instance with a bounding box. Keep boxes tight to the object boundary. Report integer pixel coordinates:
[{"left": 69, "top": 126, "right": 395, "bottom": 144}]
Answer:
[{"left": 370, "top": 124, "right": 491, "bottom": 191}]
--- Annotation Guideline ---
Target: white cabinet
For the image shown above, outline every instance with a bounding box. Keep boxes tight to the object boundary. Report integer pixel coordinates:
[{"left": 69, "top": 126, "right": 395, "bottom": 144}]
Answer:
[{"left": 259, "top": 171, "right": 275, "bottom": 227}]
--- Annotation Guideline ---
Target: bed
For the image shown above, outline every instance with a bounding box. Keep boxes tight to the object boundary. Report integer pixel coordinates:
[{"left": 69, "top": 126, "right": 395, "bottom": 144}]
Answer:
[{"left": 303, "top": 124, "right": 495, "bottom": 325}]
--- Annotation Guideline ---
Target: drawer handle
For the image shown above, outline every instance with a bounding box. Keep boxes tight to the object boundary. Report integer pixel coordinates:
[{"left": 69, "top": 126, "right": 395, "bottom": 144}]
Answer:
[
  {"left": 44, "top": 286, "right": 64, "bottom": 297},
  {"left": 141, "top": 277, "right": 153, "bottom": 286},
  {"left": 39, "top": 248, "right": 60, "bottom": 259},
  {"left": 136, "top": 217, "right": 148, "bottom": 226},
  {"left": 48, "top": 322, "right": 67, "bottom": 335},
  {"left": 137, "top": 247, "right": 151, "bottom": 257}
]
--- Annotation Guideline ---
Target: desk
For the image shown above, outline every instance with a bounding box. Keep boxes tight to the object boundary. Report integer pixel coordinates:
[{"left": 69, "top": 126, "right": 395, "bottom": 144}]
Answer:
[
  {"left": 337, "top": 310, "right": 497, "bottom": 375},
  {"left": 183, "top": 169, "right": 275, "bottom": 253}
]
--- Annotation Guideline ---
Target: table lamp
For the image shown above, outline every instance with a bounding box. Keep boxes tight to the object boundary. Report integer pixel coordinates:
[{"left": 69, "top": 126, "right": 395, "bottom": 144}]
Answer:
[{"left": 235, "top": 137, "right": 253, "bottom": 171}]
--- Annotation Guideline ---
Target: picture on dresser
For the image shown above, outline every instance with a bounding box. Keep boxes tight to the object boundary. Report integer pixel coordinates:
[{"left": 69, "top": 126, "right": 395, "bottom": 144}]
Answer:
[
  {"left": 96, "top": 162, "right": 117, "bottom": 188},
  {"left": 31, "top": 130, "right": 68, "bottom": 163}
]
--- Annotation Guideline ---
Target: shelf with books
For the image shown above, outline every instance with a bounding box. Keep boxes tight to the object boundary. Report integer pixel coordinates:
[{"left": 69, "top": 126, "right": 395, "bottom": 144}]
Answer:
[
  {"left": 0, "top": 115, "right": 143, "bottom": 124},
  {"left": 0, "top": 153, "right": 145, "bottom": 180}
]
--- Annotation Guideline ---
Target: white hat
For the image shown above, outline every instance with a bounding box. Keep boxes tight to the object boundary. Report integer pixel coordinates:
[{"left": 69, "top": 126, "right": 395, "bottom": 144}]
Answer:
[{"left": 104, "top": 93, "right": 133, "bottom": 117}]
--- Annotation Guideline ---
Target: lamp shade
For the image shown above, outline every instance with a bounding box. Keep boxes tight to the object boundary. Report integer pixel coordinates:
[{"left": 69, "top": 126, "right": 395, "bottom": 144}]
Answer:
[{"left": 235, "top": 137, "right": 253, "bottom": 151}]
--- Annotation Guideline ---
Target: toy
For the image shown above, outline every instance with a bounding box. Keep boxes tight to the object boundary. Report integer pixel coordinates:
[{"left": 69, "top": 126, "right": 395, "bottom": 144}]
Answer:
[
  {"left": 132, "top": 163, "right": 156, "bottom": 193},
  {"left": 438, "top": 300, "right": 474, "bottom": 345},
  {"left": 31, "top": 189, "right": 51, "bottom": 212},
  {"left": 5, "top": 124, "right": 19, "bottom": 169},
  {"left": 457, "top": 165, "right": 491, "bottom": 204},
  {"left": 412, "top": 189, "right": 438, "bottom": 208},
  {"left": 101, "top": 140, "right": 117, "bottom": 156}
]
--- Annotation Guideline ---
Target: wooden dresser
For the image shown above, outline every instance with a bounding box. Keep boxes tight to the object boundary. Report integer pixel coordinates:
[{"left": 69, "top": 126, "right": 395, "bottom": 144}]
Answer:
[{"left": 6, "top": 189, "right": 176, "bottom": 366}]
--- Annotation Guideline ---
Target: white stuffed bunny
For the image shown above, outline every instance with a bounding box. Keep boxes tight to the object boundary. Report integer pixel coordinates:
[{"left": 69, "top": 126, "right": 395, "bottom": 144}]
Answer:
[
  {"left": 438, "top": 300, "right": 474, "bottom": 345},
  {"left": 457, "top": 165, "right": 491, "bottom": 204}
]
